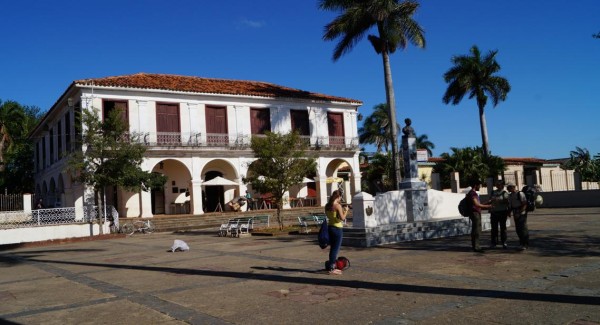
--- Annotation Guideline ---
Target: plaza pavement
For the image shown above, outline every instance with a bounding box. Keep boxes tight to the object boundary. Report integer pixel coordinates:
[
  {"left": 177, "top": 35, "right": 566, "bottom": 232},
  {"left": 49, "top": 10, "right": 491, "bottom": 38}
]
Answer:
[{"left": 1, "top": 207, "right": 599, "bottom": 325}]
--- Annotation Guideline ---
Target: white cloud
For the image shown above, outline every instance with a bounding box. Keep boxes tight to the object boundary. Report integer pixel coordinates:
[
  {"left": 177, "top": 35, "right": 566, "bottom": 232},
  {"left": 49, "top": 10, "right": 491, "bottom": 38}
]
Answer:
[{"left": 239, "top": 19, "right": 265, "bottom": 28}]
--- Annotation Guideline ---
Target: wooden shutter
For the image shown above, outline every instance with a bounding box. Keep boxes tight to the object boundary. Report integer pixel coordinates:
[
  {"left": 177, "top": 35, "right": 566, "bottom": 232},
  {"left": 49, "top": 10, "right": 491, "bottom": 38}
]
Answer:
[
  {"left": 328, "top": 112, "right": 345, "bottom": 146},
  {"left": 156, "top": 103, "right": 181, "bottom": 144},
  {"left": 250, "top": 108, "right": 271, "bottom": 134},
  {"left": 290, "top": 110, "right": 309, "bottom": 136}
]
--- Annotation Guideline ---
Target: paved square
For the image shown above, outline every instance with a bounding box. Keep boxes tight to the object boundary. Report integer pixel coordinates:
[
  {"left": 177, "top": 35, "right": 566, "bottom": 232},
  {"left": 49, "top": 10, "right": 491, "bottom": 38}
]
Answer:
[{"left": 1, "top": 208, "right": 599, "bottom": 324}]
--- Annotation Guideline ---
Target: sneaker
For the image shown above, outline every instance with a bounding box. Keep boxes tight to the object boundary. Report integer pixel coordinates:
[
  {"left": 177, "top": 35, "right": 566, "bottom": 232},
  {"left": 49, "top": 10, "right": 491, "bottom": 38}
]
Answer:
[
  {"left": 519, "top": 245, "right": 527, "bottom": 251},
  {"left": 328, "top": 269, "right": 342, "bottom": 275},
  {"left": 473, "top": 248, "right": 484, "bottom": 253},
  {"left": 490, "top": 244, "right": 497, "bottom": 249},
  {"left": 502, "top": 243, "right": 508, "bottom": 249}
]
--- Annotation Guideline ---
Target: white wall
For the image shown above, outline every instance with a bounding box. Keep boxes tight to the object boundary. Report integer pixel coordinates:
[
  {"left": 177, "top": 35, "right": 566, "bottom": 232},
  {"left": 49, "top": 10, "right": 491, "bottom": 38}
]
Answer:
[{"left": 0, "top": 223, "right": 110, "bottom": 245}]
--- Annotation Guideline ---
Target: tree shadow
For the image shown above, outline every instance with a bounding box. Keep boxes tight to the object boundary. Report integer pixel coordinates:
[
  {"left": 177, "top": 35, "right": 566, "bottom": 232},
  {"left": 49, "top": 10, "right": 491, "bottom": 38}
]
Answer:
[{"left": 3, "top": 253, "right": 599, "bottom": 306}]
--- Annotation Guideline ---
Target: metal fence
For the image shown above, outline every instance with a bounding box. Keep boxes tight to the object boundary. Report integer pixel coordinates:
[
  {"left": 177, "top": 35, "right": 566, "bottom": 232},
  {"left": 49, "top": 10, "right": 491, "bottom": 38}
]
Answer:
[
  {"left": 0, "top": 205, "right": 118, "bottom": 230},
  {"left": 0, "top": 194, "right": 25, "bottom": 212}
]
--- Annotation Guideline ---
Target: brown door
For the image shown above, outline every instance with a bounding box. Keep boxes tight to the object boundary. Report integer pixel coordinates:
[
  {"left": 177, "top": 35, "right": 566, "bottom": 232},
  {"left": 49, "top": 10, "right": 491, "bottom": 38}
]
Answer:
[
  {"left": 205, "top": 106, "right": 228, "bottom": 145},
  {"left": 156, "top": 103, "right": 180, "bottom": 144},
  {"left": 250, "top": 108, "right": 271, "bottom": 135},
  {"left": 327, "top": 112, "right": 345, "bottom": 146},
  {"left": 290, "top": 110, "right": 310, "bottom": 136}
]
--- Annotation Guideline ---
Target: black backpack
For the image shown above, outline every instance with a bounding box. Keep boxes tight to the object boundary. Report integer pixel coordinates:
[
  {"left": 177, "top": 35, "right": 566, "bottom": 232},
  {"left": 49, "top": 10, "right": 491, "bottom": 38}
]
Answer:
[
  {"left": 521, "top": 186, "right": 537, "bottom": 212},
  {"left": 458, "top": 191, "right": 473, "bottom": 217}
]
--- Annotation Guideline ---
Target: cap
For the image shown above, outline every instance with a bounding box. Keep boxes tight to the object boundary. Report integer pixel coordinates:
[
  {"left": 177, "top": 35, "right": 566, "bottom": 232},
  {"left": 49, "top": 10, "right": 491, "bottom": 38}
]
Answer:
[{"left": 506, "top": 182, "right": 516, "bottom": 187}]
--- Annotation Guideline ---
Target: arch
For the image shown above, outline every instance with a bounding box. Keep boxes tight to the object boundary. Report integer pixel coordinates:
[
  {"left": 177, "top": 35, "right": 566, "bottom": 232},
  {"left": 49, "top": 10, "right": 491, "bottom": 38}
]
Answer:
[
  {"left": 57, "top": 174, "right": 65, "bottom": 207},
  {"left": 201, "top": 159, "right": 238, "bottom": 212},
  {"left": 42, "top": 181, "right": 48, "bottom": 207},
  {"left": 324, "top": 158, "right": 355, "bottom": 203},
  {"left": 149, "top": 159, "right": 192, "bottom": 215}
]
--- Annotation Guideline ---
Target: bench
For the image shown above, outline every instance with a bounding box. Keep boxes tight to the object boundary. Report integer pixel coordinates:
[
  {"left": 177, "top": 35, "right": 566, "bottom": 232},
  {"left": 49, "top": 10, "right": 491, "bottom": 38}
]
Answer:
[
  {"left": 298, "top": 214, "right": 327, "bottom": 234},
  {"left": 218, "top": 219, "right": 239, "bottom": 237},
  {"left": 230, "top": 217, "right": 253, "bottom": 237},
  {"left": 250, "top": 215, "right": 270, "bottom": 229}
]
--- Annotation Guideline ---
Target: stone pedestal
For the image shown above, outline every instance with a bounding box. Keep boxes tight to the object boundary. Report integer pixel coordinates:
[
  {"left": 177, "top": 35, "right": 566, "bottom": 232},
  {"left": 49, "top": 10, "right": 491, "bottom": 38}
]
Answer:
[{"left": 400, "top": 135, "right": 429, "bottom": 222}]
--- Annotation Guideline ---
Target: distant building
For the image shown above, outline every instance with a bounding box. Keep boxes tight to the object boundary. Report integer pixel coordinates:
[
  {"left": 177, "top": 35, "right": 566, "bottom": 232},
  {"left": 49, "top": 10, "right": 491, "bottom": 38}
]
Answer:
[{"left": 30, "top": 73, "right": 362, "bottom": 217}]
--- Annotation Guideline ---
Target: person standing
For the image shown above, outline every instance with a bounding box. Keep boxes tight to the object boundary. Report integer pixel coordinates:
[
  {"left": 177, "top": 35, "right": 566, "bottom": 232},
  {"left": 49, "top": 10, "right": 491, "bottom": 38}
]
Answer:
[
  {"left": 245, "top": 190, "right": 253, "bottom": 210},
  {"left": 489, "top": 180, "right": 510, "bottom": 249},
  {"left": 325, "top": 190, "right": 348, "bottom": 275},
  {"left": 507, "top": 183, "right": 529, "bottom": 250},
  {"left": 467, "top": 179, "right": 492, "bottom": 253}
]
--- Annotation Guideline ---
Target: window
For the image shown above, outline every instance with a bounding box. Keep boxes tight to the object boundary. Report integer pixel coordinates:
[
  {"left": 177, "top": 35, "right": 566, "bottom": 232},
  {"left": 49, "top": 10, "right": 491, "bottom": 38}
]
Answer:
[
  {"left": 250, "top": 108, "right": 271, "bottom": 135},
  {"left": 327, "top": 112, "right": 345, "bottom": 146},
  {"left": 49, "top": 128, "right": 54, "bottom": 164},
  {"left": 290, "top": 110, "right": 309, "bottom": 136},
  {"left": 65, "top": 111, "right": 71, "bottom": 152},
  {"left": 57, "top": 121, "right": 62, "bottom": 158},
  {"left": 205, "top": 106, "right": 228, "bottom": 145},
  {"left": 156, "top": 103, "right": 181, "bottom": 145},
  {"left": 102, "top": 100, "right": 128, "bottom": 124}
]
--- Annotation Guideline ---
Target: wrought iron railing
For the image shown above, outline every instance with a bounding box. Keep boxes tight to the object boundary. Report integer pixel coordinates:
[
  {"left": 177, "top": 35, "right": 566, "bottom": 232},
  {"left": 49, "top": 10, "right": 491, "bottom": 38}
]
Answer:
[
  {"left": 134, "top": 132, "right": 359, "bottom": 150},
  {"left": 0, "top": 205, "right": 118, "bottom": 229}
]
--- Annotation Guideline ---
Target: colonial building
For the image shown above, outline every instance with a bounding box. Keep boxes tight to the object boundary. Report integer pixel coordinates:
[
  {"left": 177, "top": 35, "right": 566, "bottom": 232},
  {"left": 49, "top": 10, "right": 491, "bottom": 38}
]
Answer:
[{"left": 30, "top": 73, "right": 362, "bottom": 218}]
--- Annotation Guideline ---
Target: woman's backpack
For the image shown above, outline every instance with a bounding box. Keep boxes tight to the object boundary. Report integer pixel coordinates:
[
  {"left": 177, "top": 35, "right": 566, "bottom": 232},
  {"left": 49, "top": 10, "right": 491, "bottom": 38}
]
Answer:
[
  {"left": 458, "top": 192, "right": 472, "bottom": 217},
  {"left": 317, "top": 218, "right": 329, "bottom": 249}
]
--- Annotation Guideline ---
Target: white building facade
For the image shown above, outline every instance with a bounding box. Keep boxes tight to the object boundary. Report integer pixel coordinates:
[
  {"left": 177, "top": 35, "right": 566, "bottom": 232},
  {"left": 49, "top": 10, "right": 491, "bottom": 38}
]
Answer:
[{"left": 30, "top": 73, "right": 363, "bottom": 218}]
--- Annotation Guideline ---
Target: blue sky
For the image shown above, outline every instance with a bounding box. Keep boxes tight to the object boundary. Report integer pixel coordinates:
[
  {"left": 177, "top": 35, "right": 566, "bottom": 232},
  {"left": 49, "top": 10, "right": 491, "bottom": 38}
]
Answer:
[{"left": 1, "top": 0, "right": 598, "bottom": 159}]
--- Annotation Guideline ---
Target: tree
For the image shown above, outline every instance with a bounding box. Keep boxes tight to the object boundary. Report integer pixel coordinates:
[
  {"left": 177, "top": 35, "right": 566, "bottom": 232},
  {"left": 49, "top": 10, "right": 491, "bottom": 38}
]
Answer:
[
  {"left": 69, "top": 107, "right": 166, "bottom": 234},
  {"left": 0, "top": 100, "right": 26, "bottom": 172},
  {"left": 320, "top": 0, "right": 426, "bottom": 190},
  {"left": 243, "top": 131, "right": 317, "bottom": 230},
  {"left": 563, "top": 146, "right": 598, "bottom": 182},
  {"left": 361, "top": 152, "right": 394, "bottom": 193},
  {"left": 442, "top": 45, "right": 511, "bottom": 158},
  {"left": 0, "top": 101, "right": 41, "bottom": 192},
  {"left": 358, "top": 103, "right": 399, "bottom": 152},
  {"left": 415, "top": 133, "right": 435, "bottom": 157},
  {"left": 433, "top": 146, "right": 505, "bottom": 189}
]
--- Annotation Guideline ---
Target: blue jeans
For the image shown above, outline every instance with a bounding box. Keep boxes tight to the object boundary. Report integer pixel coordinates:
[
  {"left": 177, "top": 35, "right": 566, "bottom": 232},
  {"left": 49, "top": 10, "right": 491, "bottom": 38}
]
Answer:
[{"left": 328, "top": 226, "right": 343, "bottom": 270}]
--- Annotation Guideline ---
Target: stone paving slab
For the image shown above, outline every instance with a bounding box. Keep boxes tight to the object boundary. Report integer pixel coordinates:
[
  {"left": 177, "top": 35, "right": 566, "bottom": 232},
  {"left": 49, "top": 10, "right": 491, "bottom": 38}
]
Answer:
[{"left": 1, "top": 207, "right": 599, "bottom": 324}]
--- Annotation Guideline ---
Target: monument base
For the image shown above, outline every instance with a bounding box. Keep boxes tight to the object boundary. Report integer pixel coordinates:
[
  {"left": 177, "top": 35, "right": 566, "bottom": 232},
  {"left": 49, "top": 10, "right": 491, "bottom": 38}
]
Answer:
[{"left": 343, "top": 214, "right": 491, "bottom": 247}]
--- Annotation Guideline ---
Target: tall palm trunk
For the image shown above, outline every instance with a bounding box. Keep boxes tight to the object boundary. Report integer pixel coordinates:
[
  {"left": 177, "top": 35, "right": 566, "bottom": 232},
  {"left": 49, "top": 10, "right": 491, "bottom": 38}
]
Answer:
[
  {"left": 381, "top": 50, "right": 401, "bottom": 190},
  {"left": 478, "top": 105, "right": 490, "bottom": 158}
]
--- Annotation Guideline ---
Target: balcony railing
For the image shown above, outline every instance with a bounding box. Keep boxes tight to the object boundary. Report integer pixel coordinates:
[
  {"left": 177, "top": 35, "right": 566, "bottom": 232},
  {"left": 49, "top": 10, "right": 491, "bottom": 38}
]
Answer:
[{"left": 133, "top": 132, "right": 358, "bottom": 150}]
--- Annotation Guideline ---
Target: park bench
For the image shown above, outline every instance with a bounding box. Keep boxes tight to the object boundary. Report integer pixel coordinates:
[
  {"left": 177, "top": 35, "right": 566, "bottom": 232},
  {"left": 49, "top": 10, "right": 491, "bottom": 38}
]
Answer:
[
  {"left": 250, "top": 215, "right": 270, "bottom": 229},
  {"left": 298, "top": 214, "right": 327, "bottom": 233},
  {"left": 218, "top": 219, "right": 239, "bottom": 237},
  {"left": 230, "top": 217, "right": 253, "bottom": 237}
]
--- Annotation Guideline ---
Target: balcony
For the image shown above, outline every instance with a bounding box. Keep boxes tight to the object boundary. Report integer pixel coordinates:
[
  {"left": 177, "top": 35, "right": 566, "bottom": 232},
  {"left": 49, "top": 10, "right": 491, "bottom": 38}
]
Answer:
[{"left": 134, "top": 132, "right": 358, "bottom": 151}]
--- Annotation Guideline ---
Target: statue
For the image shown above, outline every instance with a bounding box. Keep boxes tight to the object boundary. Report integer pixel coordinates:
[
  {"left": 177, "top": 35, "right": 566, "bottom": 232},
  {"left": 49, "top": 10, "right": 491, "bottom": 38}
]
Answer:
[{"left": 402, "top": 118, "right": 415, "bottom": 137}]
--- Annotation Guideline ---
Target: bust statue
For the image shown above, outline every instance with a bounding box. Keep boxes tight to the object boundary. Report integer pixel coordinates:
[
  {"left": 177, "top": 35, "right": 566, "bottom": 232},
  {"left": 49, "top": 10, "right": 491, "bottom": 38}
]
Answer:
[{"left": 402, "top": 118, "right": 415, "bottom": 137}]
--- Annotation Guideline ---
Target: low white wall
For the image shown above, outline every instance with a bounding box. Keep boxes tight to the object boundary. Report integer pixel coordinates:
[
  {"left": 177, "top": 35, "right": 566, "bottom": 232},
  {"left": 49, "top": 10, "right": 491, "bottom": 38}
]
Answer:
[
  {"left": 373, "top": 191, "right": 408, "bottom": 224},
  {"left": 354, "top": 189, "right": 473, "bottom": 228},
  {"left": 0, "top": 223, "right": 110, "bottom": 245},
  {"left": 427, "top": 189, "right": 464, "bottom": 219}
]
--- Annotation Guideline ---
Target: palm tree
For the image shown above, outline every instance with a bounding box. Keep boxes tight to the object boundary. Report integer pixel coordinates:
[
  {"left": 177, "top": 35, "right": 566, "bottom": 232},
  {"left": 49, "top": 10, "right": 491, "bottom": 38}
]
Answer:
[
  {"left": 0, "top": 100, "right": 26, "bottom": 172},
  {"left": 442, "top": 45, "right": 511, "bottom": 158},
  {"left": 564, "top": 146, "right": 597, "bottom": 181},
  {"left": 415, "top": 133, "right": 435, "bottom": 157},
  {"left": 358, "top": 103, "right": 399, "bottom": 152},
  {"left": 320, "top": 0, "right": 425, "bottom": 190}
]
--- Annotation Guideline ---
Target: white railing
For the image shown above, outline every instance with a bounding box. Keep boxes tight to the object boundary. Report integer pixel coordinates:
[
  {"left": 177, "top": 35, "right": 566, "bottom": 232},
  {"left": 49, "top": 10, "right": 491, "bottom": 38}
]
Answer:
[{"left": 0, "top": 205, "right": 118, "bottom": 229}]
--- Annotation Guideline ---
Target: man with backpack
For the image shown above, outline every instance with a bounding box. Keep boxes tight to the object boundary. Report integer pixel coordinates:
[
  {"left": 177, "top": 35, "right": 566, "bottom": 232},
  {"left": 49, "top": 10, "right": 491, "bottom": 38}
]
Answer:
[
  {"left": 466, "top": 179, "right": 492, "bottom": 253},
  {"left": 489, "top": 180, "right": 510, "bottom": 249},
  {"left": 507, "top": 182, "right": 529, "bottom": 250}
]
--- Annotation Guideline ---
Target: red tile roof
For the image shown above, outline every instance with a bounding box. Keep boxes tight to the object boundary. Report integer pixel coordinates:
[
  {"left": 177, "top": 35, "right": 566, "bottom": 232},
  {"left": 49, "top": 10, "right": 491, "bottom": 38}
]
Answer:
[{"left": 74, "top": 73, "right": 362, "bottom": 104}]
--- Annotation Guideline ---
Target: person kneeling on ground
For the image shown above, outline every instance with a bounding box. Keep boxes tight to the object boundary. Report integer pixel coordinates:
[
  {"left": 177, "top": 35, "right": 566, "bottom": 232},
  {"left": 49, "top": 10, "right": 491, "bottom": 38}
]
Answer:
[{"left": 227, "top": 196, "right": 246, "bottom": 212}]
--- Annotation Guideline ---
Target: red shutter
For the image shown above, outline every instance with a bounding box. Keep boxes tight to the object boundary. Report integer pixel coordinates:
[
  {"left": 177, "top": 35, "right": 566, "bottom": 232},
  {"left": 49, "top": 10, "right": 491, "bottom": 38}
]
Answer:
[
  {"left": 290, "top": 110, "right": 309, "bottom": 136},
  {"left": 328, "top": 112, "right": 345, "bottom": 146}
]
